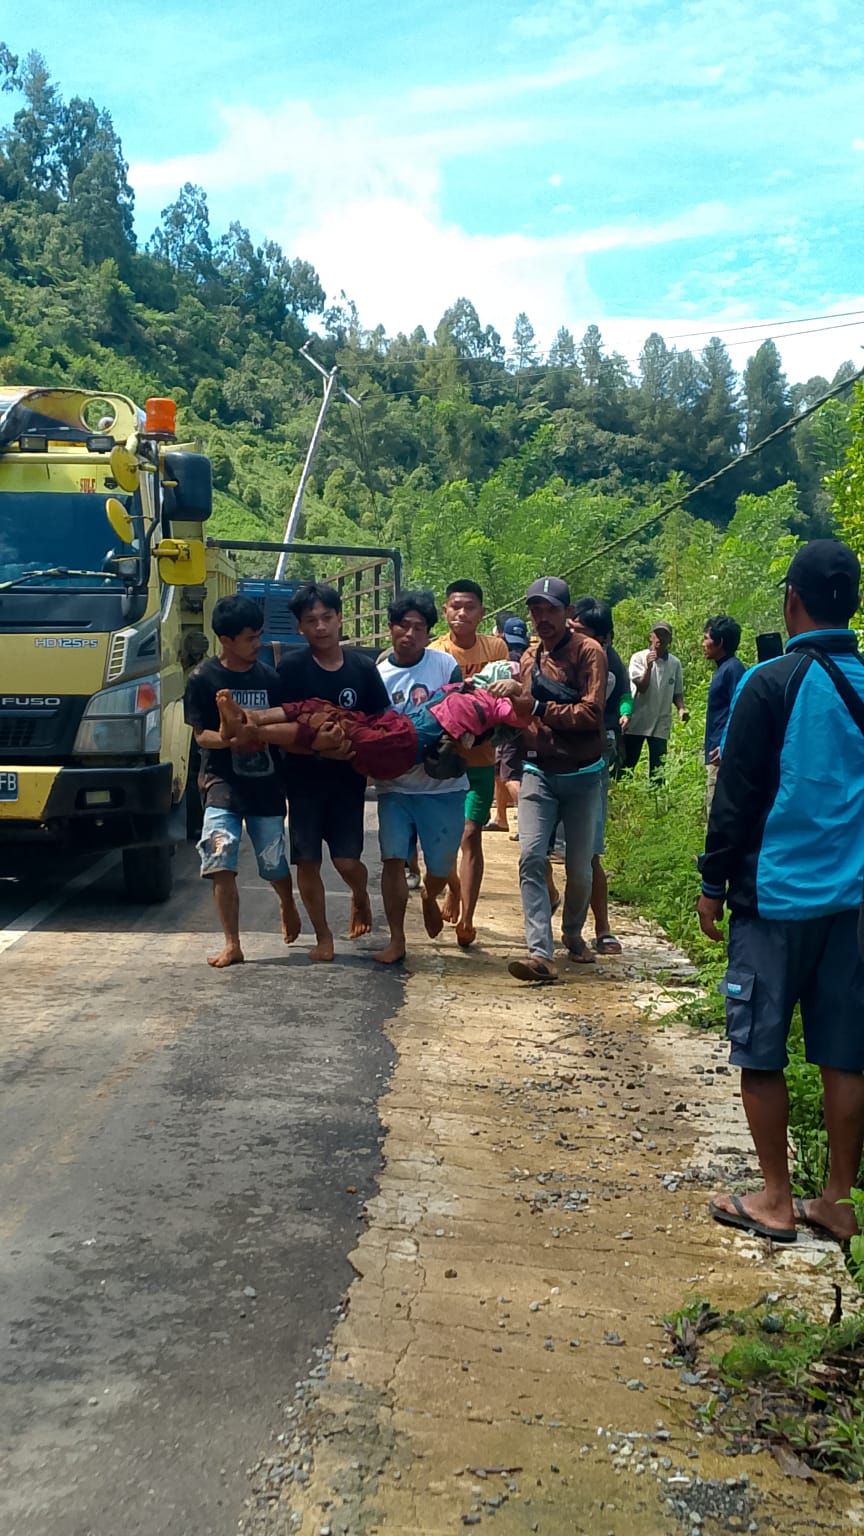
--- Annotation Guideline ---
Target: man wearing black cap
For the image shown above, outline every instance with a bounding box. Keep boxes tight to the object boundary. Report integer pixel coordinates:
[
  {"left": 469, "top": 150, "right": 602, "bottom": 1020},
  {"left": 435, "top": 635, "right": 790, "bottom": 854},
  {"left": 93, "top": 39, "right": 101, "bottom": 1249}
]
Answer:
[
  {"left": 491, "top": 576, "right": 608, "bottom": 982},
  {"left": 699, "top": 539, "right": 864, "bottom": 1246}
]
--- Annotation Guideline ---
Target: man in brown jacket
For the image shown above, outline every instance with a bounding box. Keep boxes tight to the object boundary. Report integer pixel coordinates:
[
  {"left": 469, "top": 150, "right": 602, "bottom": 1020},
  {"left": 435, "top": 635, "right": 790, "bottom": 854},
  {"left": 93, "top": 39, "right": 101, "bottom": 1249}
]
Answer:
[{"left": 491, "top": 577, "right": 608, "bottom": 982}]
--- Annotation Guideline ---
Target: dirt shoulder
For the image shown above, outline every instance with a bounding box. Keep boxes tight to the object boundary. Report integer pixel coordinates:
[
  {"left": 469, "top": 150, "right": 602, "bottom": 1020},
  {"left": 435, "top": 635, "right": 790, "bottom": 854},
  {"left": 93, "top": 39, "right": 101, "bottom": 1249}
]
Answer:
[{"left": 242, "top": 837, "right": 863, "bottom": 1536}]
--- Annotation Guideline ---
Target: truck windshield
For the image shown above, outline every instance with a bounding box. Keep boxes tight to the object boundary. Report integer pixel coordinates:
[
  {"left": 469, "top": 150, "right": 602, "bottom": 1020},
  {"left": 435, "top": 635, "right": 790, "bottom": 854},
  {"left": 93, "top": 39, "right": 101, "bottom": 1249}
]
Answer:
[{"left": 0, "top": 491, "right": 140, "bottom": 588}]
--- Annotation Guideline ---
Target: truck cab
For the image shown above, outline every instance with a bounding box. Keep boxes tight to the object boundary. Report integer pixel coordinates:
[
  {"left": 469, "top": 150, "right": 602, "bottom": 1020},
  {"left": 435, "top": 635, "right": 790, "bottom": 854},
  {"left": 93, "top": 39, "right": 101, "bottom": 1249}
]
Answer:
[{"left": 0, "top": 386, "right": 232, "bottom": 900}]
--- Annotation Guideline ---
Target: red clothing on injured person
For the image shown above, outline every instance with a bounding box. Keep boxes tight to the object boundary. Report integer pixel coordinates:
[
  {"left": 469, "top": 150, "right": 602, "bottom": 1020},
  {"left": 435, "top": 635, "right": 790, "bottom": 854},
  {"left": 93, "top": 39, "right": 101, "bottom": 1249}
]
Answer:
[
  {"left": 279, "top": 698, "right": 418, "bottom": 780},
  {"left": 278, "top": 687, "right": 521, "bottom": 781}
]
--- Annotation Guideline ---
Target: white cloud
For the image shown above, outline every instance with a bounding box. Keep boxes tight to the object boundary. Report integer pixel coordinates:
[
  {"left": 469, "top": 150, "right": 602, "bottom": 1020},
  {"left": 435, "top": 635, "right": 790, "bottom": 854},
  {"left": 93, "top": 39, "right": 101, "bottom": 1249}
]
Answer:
[
  {"left": 128, "top": 50, "right": 864, "bottom": 386},
  {"left": 404, "top": 48, "right": 625, "bottom": 113}
]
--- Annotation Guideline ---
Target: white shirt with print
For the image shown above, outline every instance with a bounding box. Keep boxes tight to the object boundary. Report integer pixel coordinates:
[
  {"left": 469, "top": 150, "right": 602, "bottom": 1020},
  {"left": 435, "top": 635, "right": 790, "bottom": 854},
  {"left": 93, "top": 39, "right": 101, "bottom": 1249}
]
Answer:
[{"left": 376, "top": 648, "right": 469, "bottom": 794}]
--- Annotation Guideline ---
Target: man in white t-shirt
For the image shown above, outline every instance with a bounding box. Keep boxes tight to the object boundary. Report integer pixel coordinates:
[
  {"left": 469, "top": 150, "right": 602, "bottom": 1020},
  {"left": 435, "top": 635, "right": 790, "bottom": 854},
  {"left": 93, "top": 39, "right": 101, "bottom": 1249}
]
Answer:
[
  {"left": 623, "top": 621, "right": 688, "bottom": 775},
  {"left": 373, "top": 590, "right": 466, "bottom": 965}
]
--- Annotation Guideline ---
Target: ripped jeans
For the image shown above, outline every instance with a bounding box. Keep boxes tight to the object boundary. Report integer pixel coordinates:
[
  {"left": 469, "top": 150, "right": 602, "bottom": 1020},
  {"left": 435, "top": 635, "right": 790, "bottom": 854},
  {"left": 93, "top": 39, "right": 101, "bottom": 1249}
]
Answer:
[{"left": 197, "top": 806, "right": 290, "bottom": 882}]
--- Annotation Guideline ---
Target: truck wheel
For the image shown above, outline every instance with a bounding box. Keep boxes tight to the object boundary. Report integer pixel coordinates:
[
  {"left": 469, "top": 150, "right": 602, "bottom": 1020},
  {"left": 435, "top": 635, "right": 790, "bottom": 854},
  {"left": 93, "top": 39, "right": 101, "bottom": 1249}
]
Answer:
[{"left": 123, "top": 844, "right": 174, "bottom": 903}]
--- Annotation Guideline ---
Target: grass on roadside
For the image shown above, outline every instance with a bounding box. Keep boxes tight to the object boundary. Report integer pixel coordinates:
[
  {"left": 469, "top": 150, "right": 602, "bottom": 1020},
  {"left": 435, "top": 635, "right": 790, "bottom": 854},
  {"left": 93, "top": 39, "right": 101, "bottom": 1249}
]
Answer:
[{"left": 663, "top": 1296, "right": 864, "bottom": 1482}]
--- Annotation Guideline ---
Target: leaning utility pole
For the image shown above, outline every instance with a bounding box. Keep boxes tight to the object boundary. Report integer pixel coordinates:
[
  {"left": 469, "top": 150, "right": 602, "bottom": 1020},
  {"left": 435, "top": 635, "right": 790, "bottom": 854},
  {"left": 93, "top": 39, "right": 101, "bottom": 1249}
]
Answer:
[{"left": 274, "top": 342, "right": 361, "bottom": 581}]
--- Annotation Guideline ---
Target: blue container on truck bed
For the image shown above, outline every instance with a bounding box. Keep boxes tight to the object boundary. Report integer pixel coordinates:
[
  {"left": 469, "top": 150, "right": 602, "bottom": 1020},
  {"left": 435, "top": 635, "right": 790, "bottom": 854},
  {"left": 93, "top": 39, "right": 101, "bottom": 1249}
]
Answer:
[{"left": 237, "top": 578, "right": 305, "bottom": 667}]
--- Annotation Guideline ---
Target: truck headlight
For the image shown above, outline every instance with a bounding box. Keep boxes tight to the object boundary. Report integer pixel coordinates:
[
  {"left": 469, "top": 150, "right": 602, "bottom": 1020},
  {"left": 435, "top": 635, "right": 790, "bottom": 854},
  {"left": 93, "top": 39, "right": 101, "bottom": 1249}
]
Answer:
[{"left": 74, "top": 676, "right": 162, "bottom": 755}]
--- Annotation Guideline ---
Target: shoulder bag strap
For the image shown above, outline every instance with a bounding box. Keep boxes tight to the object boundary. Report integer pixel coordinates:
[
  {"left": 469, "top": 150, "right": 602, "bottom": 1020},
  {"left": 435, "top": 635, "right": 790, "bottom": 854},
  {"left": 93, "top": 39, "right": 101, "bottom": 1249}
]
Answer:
[{"left": 798, "top": 646, "right": 864, "bottom": 737}]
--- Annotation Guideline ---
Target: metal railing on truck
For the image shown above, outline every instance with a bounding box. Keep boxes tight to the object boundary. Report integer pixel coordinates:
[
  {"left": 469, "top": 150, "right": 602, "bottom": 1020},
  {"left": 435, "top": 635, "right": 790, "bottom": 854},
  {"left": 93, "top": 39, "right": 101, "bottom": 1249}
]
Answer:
[{"left": 206, "top": 540, "right": 402, "bottom": 659}]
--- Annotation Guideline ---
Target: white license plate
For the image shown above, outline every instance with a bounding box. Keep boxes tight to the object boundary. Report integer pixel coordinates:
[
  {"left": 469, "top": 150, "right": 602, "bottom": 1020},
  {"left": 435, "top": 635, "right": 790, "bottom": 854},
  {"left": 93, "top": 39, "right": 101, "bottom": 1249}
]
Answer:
[{"left": 0, "top": 772, "right": 18, "bottom": 801}]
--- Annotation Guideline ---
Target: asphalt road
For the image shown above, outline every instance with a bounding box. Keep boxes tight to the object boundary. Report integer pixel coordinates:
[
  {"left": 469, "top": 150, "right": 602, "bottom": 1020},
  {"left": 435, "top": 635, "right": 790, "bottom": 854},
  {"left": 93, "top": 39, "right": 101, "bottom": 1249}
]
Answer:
[{"left": 0, "top": 812, "right": 399, "bottom": 1536}]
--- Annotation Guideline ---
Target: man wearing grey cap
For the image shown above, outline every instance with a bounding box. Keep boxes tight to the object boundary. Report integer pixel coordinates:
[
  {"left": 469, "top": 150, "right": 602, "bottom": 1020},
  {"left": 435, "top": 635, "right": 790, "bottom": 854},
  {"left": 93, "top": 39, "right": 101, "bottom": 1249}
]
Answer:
[
  {"left": 624, "top": 621, "right": 688, "bottom": 774},
  {"left": 489, "top": 576, "right": 608, "bottom": 982}
]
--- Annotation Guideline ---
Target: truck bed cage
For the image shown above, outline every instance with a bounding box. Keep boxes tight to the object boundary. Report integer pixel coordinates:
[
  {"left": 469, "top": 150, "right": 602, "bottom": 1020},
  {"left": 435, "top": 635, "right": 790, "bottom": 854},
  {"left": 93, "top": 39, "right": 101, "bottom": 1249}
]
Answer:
[{"left": 207, "top": 539, "right": 402, "bottom": 651}]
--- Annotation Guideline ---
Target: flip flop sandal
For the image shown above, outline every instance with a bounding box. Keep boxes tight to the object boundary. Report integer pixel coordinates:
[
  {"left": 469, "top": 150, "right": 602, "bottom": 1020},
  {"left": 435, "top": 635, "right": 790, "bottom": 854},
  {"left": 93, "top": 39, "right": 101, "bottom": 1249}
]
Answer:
[
  {"left": 483, "top": 821, "right": 508, "bottom": 832},
  {"left": 710, "top": 1194, "right": 796, "bottom": 1243},
  {"left": 593, "top": 934, "right": 622, "bottom": 955},
  {"left": 565, "top": 942, "right": 596, "bottom": 965},
  {"left": 793, "top": 1197, "right": 845, "bottom": 1242},
  {"left": 508, "top": 957, "right": 558, "bottom": 983}
]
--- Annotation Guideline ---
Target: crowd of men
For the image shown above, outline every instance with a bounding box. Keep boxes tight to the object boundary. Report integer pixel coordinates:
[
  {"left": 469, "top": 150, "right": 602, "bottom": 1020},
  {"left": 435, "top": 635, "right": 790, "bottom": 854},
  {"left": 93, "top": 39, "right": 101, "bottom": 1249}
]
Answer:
[
  {"left": 184, "top": 572, "right": 683, "bottom": 978},
  {"left": 185, "top": 538, "right": 864, "bottom": 1248}
]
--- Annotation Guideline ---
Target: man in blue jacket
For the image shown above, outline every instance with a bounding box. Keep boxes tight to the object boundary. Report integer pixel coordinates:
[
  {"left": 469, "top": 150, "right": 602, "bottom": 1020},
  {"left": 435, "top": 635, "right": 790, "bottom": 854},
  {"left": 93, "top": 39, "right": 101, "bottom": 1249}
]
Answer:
[
  {"left": 698, "top": 540, "right": 864, "bottom": 1244},
  {"left": 702, "top": 614, "right": 745, "bottom": 814}
]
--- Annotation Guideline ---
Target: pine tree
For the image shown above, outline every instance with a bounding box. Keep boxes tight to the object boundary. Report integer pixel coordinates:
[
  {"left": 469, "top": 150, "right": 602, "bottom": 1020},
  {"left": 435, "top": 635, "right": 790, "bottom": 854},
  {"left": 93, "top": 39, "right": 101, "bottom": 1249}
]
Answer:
[
  {"left": 512, "top": 311, "right": 539, "bottom": 370},
  {"left": 548, "top": 326, "right": 577, "bottom": 368},
  {"left": 742, "top": 340, "right": 797, "bottom": 495}
]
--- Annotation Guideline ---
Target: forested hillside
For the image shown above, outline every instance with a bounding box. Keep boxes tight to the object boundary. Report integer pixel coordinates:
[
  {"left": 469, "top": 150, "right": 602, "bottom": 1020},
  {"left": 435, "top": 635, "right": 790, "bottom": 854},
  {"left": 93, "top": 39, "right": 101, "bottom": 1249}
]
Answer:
[{"left": 0, "top": 45, "right": 859, "bottom": 608}]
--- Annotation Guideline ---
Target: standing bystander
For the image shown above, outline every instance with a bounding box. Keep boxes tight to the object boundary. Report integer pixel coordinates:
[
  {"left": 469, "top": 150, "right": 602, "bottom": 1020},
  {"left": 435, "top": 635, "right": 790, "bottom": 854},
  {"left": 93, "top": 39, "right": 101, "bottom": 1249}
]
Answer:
[
  {"left": 624, "top": 622, "right": 688, "bottom": 774},
  {"left": 699, "top": 541, "right": 864, "bottom": 1243},
  {"left": 702, "top": 615, "right": 745, "bottom": 814}
]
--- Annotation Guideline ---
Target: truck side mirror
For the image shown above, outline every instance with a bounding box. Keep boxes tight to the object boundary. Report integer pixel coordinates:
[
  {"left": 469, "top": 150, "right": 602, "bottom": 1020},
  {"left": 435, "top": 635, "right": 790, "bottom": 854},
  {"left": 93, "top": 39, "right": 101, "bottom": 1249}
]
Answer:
[
  {"left": 161, "top": 451, "right": 213, "bottom": 523},
  {"left": 153, "top": 537, "right": 207, "bottom": 586},
  {"left": 109, "top": 445, "right": 140, "bottom": 493},
  {"left": 105, "top": 496, "right": 135, "bottom": 545}
]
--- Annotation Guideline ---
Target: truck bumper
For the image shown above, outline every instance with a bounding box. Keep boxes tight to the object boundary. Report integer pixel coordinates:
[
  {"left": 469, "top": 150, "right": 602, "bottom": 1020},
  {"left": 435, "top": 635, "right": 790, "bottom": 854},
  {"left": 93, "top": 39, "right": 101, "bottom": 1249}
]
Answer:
[{"left": 0, "top": 763, "right": 175, "bottom": 848}]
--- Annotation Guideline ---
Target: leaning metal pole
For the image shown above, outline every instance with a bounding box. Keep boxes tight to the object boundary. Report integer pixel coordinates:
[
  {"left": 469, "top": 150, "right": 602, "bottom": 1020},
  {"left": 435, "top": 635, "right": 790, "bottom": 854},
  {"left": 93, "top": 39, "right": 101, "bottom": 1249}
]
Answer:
[{"left": 274, "top": 344, "right": 361, "bottom": 581}]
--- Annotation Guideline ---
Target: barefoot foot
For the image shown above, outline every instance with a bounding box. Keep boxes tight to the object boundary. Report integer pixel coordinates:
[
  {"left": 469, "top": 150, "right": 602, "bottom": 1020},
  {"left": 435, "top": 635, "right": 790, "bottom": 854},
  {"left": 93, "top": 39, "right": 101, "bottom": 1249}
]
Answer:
[
  {"left": 456, "top": 920, "right": 476, "bottom": 948},
  {"left": 308, "top": 936, "right": 335, "bottom": 963},
  {"left": 216, "top": 689, "right": 246, "bottom": 742},
  {"left": 421, "top": 887, "right": 444, "bottom": 938},
  {"left": 441, "top": 888, "right": 460, "bottom": 925},
  {"left": 280, "top": 901, "right": 302, "bottom": 944},
  {"left": 349, "top": 893, "right": 373, "bottom": 938},
  {"left": 372, "top": 942, "right": 407, "bottom": 965},
  {"left": 208, "top": 944, "right": 244, "bottom": 968}
]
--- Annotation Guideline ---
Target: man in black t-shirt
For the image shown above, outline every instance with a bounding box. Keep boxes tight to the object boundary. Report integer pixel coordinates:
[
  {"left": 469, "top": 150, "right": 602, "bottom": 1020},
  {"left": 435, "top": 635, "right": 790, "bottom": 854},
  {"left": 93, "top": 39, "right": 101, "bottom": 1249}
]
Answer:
[
  {"left": 277, "top": 582, "right": 390, "bottom": 962},
  {"left": 184, "top": 593, "right": 300, "bottom": 968},
  {"left": 571, "top": 597, "right": 628, "bottom": 957}
]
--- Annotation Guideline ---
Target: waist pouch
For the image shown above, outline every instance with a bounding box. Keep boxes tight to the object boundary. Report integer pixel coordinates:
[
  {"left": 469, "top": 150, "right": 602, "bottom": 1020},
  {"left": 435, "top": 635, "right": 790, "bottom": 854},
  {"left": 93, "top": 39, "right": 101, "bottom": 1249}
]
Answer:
[{"left": 531, "top": 655, "right": 582, "bottom": 706}]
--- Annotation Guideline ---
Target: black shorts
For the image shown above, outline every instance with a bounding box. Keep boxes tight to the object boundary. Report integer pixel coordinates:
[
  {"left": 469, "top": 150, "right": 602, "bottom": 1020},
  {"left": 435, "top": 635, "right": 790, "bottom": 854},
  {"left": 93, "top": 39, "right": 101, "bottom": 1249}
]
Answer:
[
  {"left": 288, "top": 788, "right": 365, "bottom": 864},
  {"left": 721, "top": 909, "right": 864, "bottom": 1072},
  {"left": 496, "top": 740, "right": 525, "bottom": 783}
]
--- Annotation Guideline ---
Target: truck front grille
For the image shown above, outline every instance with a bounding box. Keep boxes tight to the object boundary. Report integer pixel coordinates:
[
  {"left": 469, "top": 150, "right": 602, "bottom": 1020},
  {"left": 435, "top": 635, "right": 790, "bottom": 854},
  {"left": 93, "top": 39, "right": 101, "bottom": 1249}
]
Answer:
[
  {"left": 0, "top": 719, "right": 36, "bottom": 750},
  {"left": 0, "top": 699, "right": 88, "bottom": 759}
]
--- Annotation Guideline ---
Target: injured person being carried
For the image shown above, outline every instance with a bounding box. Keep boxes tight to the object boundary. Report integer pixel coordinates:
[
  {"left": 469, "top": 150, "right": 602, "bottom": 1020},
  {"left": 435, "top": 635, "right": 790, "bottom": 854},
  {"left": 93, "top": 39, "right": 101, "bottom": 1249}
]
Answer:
[{"left": 215, "top": 661, "right": 531, "bottom": 782}]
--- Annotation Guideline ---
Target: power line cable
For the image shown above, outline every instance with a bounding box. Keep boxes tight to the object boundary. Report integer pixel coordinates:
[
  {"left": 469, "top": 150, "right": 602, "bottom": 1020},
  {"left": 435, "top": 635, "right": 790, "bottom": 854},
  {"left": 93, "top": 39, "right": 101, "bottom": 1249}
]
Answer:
[
  {"left": 684, "top": 317, "right": 864, "bottom": 353},
  {"left": 664, "top": 307, "right": 864, "bottom": 342},
  {"left": 497, "top": 364, "right": 864, "bottom": 608}
]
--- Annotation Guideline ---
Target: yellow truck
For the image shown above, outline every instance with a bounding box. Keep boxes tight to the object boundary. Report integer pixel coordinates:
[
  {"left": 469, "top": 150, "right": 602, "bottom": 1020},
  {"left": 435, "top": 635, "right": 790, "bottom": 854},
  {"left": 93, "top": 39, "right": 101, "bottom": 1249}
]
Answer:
[{"left": 0, "top": 386, "right": 234, "bottom": 901}]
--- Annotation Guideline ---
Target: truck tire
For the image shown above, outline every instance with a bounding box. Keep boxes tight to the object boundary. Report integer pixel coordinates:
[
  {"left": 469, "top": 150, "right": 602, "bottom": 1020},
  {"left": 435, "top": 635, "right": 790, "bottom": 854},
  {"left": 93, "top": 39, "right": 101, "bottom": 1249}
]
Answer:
[{"left": 123, "top": 844, "right": 174, "bottom": 903}]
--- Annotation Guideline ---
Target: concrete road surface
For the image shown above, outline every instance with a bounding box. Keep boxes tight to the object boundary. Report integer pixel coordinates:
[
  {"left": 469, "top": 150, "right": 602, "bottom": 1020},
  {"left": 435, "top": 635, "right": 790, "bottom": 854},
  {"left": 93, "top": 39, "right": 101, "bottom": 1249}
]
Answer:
[{"left": 0, "top": 814, "right": 398, "bottom": 1535}]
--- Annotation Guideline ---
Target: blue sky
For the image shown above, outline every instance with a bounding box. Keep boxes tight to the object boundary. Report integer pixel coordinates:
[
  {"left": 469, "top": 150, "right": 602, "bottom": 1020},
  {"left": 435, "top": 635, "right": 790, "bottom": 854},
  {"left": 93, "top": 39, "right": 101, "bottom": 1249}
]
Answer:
[{"left": 3, "top": 0, "right": 863, "bottom": 380}]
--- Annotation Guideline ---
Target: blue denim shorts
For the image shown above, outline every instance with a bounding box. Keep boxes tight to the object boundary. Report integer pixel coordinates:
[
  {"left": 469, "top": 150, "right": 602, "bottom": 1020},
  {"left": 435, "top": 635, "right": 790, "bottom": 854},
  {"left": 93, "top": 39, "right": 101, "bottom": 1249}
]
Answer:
[
  {"left": 197, "top": 806, "right": 290, "bottom": 882},
  {"left": 377, "top": 790, "right": 465, "bottom": 879}
]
